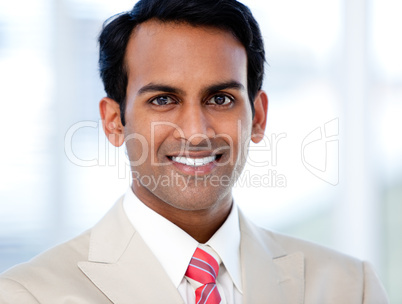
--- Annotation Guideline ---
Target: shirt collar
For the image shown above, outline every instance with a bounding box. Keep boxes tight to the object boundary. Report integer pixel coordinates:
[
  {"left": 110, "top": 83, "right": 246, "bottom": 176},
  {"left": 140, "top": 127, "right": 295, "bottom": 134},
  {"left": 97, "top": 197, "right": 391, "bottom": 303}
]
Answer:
[
  {"left": 123, "top": 187, "right": 242, "bottom": 292},
  {"left": 206, "top": 203, "right": 242, "bottom": 292}
]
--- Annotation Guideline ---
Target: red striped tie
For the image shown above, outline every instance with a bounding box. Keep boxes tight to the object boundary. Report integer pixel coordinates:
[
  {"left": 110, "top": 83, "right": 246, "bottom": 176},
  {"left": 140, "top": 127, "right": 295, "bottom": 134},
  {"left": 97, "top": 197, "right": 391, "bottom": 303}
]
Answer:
[{"left": 185, "top": 247, "right": 221, "bottom": 304}]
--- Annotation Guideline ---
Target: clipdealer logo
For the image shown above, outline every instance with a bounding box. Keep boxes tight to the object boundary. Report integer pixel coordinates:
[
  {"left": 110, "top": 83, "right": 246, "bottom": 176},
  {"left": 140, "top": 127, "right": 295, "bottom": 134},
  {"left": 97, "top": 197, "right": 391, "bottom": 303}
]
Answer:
[{"left": 301, "top": 118, "right": 339, "bottom": 185}]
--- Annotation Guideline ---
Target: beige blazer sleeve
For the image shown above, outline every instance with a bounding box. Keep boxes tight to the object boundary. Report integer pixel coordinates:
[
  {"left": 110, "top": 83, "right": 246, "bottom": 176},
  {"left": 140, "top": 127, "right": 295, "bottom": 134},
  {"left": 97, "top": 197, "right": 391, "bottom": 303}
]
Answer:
[{"left": 0, "top": 279, "right": 40, "bottom": 304}]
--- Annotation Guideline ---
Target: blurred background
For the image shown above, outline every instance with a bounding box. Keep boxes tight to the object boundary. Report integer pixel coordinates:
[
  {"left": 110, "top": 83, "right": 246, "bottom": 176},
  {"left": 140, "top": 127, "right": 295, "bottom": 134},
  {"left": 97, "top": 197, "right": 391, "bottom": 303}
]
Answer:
[{"left": 0, "top": 0, "right": 401, "bottom": 302}]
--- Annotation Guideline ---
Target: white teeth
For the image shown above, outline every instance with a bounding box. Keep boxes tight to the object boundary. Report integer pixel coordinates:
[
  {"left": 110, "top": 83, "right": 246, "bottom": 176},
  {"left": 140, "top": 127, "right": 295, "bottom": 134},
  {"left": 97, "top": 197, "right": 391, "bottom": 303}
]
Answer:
[{"left": 171, "top": 155, "right": 216, "bottom": 167}]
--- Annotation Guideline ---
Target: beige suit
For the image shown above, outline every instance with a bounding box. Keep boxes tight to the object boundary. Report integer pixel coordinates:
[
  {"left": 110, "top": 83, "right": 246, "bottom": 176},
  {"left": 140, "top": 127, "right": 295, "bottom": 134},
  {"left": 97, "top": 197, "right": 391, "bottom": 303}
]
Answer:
[{"left": 0, "top": 197, "right": 388, "bottom": 303}]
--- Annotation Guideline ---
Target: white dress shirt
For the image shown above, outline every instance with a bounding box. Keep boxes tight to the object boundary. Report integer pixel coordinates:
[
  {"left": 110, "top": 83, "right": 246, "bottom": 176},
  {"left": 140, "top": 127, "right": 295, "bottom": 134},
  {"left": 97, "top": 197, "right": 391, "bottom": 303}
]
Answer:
[{"left": 123, "top": 187, "right": 242, "bottom": 303}]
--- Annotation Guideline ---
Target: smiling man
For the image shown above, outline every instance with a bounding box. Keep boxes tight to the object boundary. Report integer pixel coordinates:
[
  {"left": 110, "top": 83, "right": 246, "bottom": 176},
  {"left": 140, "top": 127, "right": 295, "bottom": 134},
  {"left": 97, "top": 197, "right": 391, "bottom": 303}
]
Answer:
[
  {"left": 0, "top": 0, "right": 389, "bottom": 303},
  {"left": 101, "top": 19, "right": 266, "bottom": 244}
]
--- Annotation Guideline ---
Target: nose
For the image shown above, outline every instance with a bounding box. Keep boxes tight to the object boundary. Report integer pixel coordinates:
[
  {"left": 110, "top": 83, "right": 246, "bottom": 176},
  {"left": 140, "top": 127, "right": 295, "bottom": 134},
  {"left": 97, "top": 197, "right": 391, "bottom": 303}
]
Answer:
[{"left": 173, "top": 103, "right": 216, "bottom": 145}]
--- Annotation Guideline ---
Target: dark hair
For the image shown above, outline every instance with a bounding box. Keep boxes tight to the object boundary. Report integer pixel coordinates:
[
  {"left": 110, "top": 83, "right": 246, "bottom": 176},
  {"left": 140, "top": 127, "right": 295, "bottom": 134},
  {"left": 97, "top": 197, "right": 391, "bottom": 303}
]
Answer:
[{"left": 99, "top": 0, "right": 265, "bottom": 125}]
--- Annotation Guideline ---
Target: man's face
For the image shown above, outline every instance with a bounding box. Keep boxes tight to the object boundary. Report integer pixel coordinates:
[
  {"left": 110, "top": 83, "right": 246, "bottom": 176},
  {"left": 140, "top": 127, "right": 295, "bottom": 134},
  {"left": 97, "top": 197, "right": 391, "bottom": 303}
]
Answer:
[{"left": 116, "top": 20, "right": 265, "bottom": 212}]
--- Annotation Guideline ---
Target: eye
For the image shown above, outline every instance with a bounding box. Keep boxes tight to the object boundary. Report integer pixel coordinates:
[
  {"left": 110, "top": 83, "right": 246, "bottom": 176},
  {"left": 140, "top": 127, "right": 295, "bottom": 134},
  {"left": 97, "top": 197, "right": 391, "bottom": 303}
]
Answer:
[
  {"left": 149, "top": 95, "right": 176, "bottom": 106},
  {"left": 207, "top": 94, "right": 233, "bottom": 106}
]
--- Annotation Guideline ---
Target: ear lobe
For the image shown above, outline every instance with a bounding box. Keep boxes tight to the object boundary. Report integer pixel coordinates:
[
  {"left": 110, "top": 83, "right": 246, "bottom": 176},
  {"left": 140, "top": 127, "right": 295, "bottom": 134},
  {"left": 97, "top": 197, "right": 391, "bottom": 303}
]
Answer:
[
  {"left": 99, "top": 97, "right": 125, "bottom": 147},
  {"left": 251, "top": 90, "right": 268, "bottom": 144}
]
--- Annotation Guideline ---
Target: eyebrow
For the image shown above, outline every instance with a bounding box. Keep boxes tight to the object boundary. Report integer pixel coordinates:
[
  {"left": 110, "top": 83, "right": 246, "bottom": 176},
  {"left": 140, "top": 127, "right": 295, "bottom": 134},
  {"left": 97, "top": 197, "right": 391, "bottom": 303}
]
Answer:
[
  {"left": 137, "top": 80, "right": 245, "bottom": 97},
  {"left": 204, "top": 81, "right": 245, "bottom": 95},
  {"left": 137, "top": 83, "right": 185, "bottom": 96}
]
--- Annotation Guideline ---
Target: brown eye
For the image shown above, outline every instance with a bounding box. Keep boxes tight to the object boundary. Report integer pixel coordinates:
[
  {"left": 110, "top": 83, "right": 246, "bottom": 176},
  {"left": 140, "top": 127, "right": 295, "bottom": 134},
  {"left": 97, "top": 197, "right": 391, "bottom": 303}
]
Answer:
[
  {"left": 208, "top": 95, "right": 233, "bottom": 106},
  {"left": 150, "top": 96, "right": 175, "bottom": 105}
]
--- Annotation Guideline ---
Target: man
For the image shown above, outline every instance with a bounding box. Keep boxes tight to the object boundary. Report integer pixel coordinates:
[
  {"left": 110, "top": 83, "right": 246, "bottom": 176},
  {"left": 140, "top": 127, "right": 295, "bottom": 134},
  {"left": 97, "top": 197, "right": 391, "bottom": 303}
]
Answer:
[{"left": 0, "top": 0, "right": 388, "bottom": 303}]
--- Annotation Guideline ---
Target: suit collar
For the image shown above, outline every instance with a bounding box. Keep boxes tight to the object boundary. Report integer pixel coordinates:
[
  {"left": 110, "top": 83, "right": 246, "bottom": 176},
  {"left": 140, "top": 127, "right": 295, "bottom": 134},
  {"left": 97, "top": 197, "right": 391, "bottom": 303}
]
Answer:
[
  {"left": 78, "top": 198, "right": 184, "bottom": 304},
  {"left": 123, "top": 189, "right": 243, "bottom": 292},
  {"left": 77, "top": 198, "right": 304, "bottom": 304},
  {"left": 239, "top": 209, "right": 305, "bottom": 304}
]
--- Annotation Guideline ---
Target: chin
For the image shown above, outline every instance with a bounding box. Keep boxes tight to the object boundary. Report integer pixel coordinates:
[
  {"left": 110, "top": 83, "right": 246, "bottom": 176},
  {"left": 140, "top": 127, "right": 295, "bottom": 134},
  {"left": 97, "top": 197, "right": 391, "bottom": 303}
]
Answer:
[{"left": 162, "top": 188, "right": 231, "bottom": 212}]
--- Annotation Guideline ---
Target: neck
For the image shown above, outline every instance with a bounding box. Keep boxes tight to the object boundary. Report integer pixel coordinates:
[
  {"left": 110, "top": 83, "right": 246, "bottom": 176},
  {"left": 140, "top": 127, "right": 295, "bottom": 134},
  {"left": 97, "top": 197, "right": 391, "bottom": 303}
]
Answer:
[
  {"left": 164, "top": 204, "right": 232, "bottom": 243},
  {"left": 132, "top": 186, "right": 232, "bottom": 243}
]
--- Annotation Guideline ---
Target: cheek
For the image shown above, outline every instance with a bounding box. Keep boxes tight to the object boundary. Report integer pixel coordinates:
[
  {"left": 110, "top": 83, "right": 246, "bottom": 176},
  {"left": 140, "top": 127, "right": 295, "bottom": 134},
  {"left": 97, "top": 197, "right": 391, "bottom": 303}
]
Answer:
[
  {"left": 123, "top": 123, "right": 151, "bottom": 163},
  {"left": 125, "top": 138, "right": 149, "bottom": 165},
  {"left": 149, "top": 121, "right": 174, "bottom": 143},
  {"left": 234, "top": 116, "right": 253, "bottom": 160},
  {"left": 219, "top": 113, "right": 251, "bottom": 146}
]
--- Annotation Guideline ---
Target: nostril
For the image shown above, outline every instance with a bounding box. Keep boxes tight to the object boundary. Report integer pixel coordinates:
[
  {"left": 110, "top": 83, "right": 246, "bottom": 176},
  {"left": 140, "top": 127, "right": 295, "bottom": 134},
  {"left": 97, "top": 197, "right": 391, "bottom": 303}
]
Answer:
[
  {"left": 206, "top": 127, "right": 216, "bottom": 138},
  {"left": 173, "top": 127, "right": 185, "bottom": 139}
]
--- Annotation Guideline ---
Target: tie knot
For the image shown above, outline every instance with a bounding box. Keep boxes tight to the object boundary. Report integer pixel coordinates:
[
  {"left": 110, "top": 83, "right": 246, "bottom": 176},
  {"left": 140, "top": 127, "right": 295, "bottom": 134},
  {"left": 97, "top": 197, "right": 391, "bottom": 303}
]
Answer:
[{"left": 185, "top": 247, "right": 220, "bottom": 284}]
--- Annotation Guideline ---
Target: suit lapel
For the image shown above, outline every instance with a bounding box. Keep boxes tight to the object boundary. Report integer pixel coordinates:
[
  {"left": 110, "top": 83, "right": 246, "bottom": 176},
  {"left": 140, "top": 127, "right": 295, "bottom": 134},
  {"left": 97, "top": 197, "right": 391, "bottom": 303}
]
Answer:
[
  {"left": 78, "top": 198, "right": 184, "bottom": 304},
  {"left": 77, "top": 198, "right": 304, "bottom": 303},
  {"left": 239, "top": 210, "right": 305, "bottom": 304}
]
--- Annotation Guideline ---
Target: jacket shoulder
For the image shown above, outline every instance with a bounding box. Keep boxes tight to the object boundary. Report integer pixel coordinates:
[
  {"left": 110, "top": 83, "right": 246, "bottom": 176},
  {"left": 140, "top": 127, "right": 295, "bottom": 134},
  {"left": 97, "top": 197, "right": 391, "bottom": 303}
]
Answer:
[
  {"left": 0, "top": 231, "right": 107, "bottom": 303},
  {"left": 249, "top": 222, "right": 389, "bottom": 303},
  {"left": 1, "top": 230, "right": 91, "bottom": 280}
]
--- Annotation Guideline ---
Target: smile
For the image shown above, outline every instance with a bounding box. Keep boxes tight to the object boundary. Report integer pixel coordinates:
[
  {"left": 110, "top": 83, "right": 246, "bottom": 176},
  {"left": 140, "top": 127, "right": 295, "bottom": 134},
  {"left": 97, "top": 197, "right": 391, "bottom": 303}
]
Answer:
[{"left": 170, "top": 155, "right": 217, "bottom": 167}]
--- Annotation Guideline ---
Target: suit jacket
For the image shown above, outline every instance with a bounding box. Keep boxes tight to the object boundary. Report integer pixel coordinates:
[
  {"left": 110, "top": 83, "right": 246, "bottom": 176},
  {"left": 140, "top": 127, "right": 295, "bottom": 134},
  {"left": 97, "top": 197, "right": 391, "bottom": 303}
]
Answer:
[{"left": 0, "top": 197, "right": 388, "bottom": 303}]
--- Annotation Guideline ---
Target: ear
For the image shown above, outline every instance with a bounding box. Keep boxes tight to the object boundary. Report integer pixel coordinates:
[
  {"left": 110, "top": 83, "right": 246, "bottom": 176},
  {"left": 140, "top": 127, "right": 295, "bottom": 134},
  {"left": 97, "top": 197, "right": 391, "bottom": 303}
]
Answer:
[
  {"left": 251, "top": 90, "right": 268, "bottom": 144},
  {"left": 99, "top": 97, "right": 125, "bottom": 147}
]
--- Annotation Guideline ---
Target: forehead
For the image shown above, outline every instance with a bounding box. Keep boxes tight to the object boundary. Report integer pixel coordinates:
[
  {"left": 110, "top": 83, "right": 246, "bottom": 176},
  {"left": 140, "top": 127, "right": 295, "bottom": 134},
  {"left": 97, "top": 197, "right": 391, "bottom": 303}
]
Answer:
[{"left": 124, "top": 20, "right": 247, "bottom": 90}]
